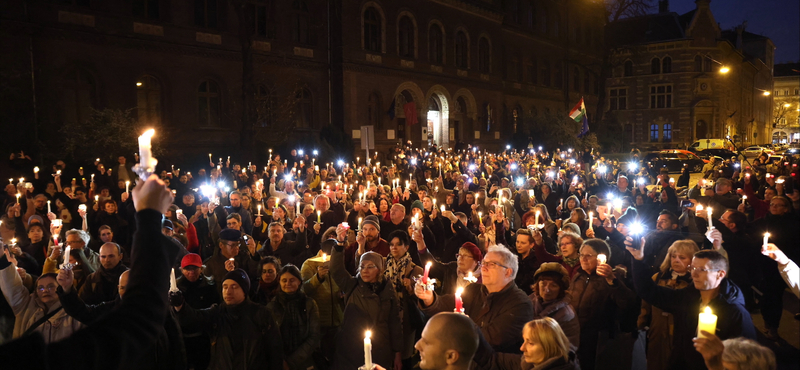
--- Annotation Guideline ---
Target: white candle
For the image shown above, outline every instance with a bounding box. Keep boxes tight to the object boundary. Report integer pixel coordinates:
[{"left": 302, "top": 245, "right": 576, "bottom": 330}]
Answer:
[
  {"left": 125, "top": 180, "right": 130, "bottom": 194},
  {"left": 317, "top": 210, "right": 321, "bottom": 223},
  {"left": 16, "top": 193, "right": 20, "bottom": 204},
  {"left": 741, "top": 196, "right": 747, "bottom": 206},
  {"left": 138, "top": 129, "right": 155, "bottom": 175},
  {"left": 170, "top": 268, "right": 179, "bottom": 293},
  {"left": 257, "top": 204, "right": 262, "bottom": 216},
  {"left": 597, "top": 254, "right": 607, "bottom": 265},
  {"left": 697, "top": 306, "right": 718, "bottom": 338},
  {"left": 588, "top": 212, "right": 594, "bottom": 231},
  {"left": 763, "top": 232, "right": 770, "bottom": 248},
  {"left": 364, "top": 331, "right": 373, "bottom": 370},
  {"left": 358, "top": 217, "right": 363, "bottom": 231},
  {"left": 296, "top": 200, "right": 301, "bottom": 215},
  {"left": 47, "top": 200, "right": 51, "bottom": 214},
  {"left": 706, "top": 207, "right": 713, "bottom": 231},
  {"left": 321, "top": 253, "right": 328, "bottom": 262}
]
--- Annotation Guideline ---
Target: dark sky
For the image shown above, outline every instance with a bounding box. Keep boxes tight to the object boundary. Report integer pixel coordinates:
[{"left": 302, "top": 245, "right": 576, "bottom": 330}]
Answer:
[{"left": 670, "top": 0, "right": 799, "bottom": 64}]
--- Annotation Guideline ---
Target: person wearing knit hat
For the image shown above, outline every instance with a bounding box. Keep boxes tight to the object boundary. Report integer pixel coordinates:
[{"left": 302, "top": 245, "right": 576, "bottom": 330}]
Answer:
[
  {"left": 358, "top": 251, "right": 384, "bottom": 281},
  {"left": 410, "top": 200, "right": 424, "bottom": 216},
  {"left": 222, "top": 268, "right": 251, "bottom": 303},
  {"left": 361, "top": 215, "right": 381, "bottom": 232},
  {"left": 344, "top": 215, "right": 390, "bottom": 274}
]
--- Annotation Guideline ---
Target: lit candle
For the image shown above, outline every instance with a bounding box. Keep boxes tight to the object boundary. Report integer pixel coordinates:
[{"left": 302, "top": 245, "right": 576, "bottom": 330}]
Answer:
[
  {"left": 47, "top": 200, "right": 51, "bottom": 214},
  {"left": 358, "top": 217, "right": 363, "bottom": 231},
  {"left": 317, "top": 210, "right": 321, "bottom": 223},
  {"left": 560, "top": 198, "right": 563, "bottom": 209},
  {"left": 53, "top": 234, "right": 58, "bottom": 248},
  {"left": 296, "top": 200, "right": 301, "bottom": 215},
  {"left": 137, "top": 129, "right": 155, "bottom": 175},
  {"left": 257, "top": 204, "right": 262, "bottom": 216},
  {"left": 125, "top": 180, "right": 130, "bottom": 194},
  {"left": 697, "top": 306, "right": 718, "bottom": 338},
  {"left": 741, "top": 196, "right": 747, "bottom": 206},
  {"left": 209, "top": 153, "right": 212, "bottom": 162},
  {"left": 170, "top": 268, "right": 179, "bottom": 293},
  {"left": 33, "top": 167, "right": 39, "bottom": 174},
  {"left": 91, "top": 173, "right": 95, "bottom": 182},
  {"left": 588, "top": 212, "right": 594, "bottom": 231},
  {"left": 61, "top": 245, "right": 71, "bottom": 269},
  {"left": 455, "top": 287, "right": 464, "bottom": 313},
  {"left": 95, "top": 195, "right": 99, "bottom": 202},
  {"left": 478, "top": 211, "right": 483, "bottom": 224},
  {"left": 763, "top": 232, "right": 770, "bottom": 248},
  {"left": 706, "top": 207, "right": 713, "bottom": 231},
  {"left": 464, "top": 271, "right": 477, "bottom": 283},
  {"left": 597, "top": 254, "right": 607, "bottom": 265},
  {"left": 422, "top": 261, "right": 432, "bottom": 285},
  {"left": 15, "top": 193, "right": 20, "bottom": 204},
  {"left": 364, "top": 331, "right": 373, "bottom": 370},
  {"left": 440, "top": 205, "right": 446, "bottom": 213}
]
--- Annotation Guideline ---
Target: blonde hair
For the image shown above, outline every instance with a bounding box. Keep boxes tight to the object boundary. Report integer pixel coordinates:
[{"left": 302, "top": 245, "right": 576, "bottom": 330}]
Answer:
[
  {"left": 658, "top": 240, "right": 700, "bottom": 274},
  {"left": 721, "top": 338, "right": 776, "bottom": 370},
  {"left": 523, "top": 317, "right": 570, "bottom": 363}
]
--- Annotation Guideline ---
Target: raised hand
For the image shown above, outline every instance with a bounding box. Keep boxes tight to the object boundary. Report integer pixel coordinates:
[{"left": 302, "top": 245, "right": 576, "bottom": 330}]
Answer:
[{"left": 57, "top": 268, "right": 74, "bottom": 294}]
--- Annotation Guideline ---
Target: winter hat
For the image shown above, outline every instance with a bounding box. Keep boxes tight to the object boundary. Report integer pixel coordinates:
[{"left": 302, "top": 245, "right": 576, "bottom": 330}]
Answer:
[
  {"left": 27, "top": 215, "right": 44, "bottom": 226},
  {"left": 561, "top": 223, "right": 580, "bottom": 235},
  {"left": 359, "top": 251, "right": 384, "bottom": 273},
  {"left": 411, "top": 200, "right": 425, "bottom": 214},
  {"left": 533, "top": 262, "right": 571, "bottom": 292},
  {"left": 223, "top": 268, "right": 251, "bottom": 293},
  {"left": 362, "top": 215, "right": 381, "bottom": 231},
  {"left": 219, "top": 228, "right": 242, "bottom": 242},
  {"left": 460, "top": 242, "right": 483, "bottom": 262}
]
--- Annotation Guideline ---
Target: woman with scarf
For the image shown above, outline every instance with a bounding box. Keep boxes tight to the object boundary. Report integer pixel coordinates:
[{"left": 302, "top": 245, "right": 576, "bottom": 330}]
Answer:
[
  {"left": 411, "top": 227, "right": 482, "bottom": 296},
  {"left": 330, "top": 223, "right": 402, "bottom": 370},
  {"left": 267, "top": 264, "right": 320, "bottom": 370},
  {"left": 252, "top": 256, "right": 281, "bottom": 305},
  {"left": 383, "top": 230, "right": 423, "bottom": 369},
  {"left": 530, "top": 263, "right": 580, "bottom": 349},
  {"left": 532, "top": 231, "right": 584, "bottom": 279},
  {"left": 638, "top": 240, "right": 697, "bottom": 370}
]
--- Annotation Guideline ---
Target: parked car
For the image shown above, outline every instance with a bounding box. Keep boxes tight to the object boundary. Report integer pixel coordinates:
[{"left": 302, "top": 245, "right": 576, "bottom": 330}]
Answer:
[
  {"left": 642, "top": 150, "right": 706, "bottom": 173},
  {"left": 742, "top": 146, "right": 773, "bottom": 157},
  {"left": 694, "top": 148, "right": 740, "bottom": 161},
  {"left": 689, "top": 138, "right": 732, "bottom": 151}
]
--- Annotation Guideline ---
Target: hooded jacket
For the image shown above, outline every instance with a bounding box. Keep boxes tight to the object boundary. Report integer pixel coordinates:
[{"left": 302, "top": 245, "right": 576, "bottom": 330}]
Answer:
[
  {"left": 530, "top": 292, "right": 580, "bottom": 350},
  {"left": 631, "top": 258, "right": 756, "bottom": 370}
]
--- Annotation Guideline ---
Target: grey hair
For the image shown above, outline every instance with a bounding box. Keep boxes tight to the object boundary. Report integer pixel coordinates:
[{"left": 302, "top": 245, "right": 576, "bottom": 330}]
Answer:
[
  {"left": 65, "top": 229, "right": 90, "bottom": 245},
  {"left": 721, "top": 338, "right": 775, "bottom": 370},
  {"left": 486, "top": 245, "right": 519, "bottom": 280}
]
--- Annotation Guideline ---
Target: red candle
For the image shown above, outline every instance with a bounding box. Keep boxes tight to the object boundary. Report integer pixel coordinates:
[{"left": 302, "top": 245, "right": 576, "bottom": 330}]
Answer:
[
  {"left": 455, "top": 287, "right": 464, "bottom": 313},
  {"left": 422, "top": 261, "right": 432, "bottom": 285}
]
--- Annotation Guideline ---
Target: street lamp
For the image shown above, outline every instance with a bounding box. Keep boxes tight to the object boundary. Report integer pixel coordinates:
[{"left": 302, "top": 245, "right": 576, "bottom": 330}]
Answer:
[
  {"left": 763, "top": 91, "right": 771, "bottom": 96},
  {"left": 719, "top": 66, "right": 730, "bottom": 74}
]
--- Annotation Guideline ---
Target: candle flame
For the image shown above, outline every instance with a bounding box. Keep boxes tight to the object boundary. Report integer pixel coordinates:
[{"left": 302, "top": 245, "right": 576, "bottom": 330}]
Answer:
[
  {"left": 696, "top": 204, "right": 704, "bottom": 211},
  {"left": 141, "top": 129, "right": 155, "bottom": 138},
  {"left": 703, "top": 306, "right": 712, "bottom": 314},
  {"left": 426, "top": 261, "right": 432, "bottom": 268},
  {"left": 456, "top": 287, "right": 464, "bottom": 296},
  {"left": 365, "top": 330, "right": 372, "bottom": 339},
  {"left": 764, "top": 232, "right": 770, "bottom": 238}
]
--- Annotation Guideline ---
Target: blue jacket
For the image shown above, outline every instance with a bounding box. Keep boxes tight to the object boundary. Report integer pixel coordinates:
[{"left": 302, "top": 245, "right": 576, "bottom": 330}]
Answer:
[{"left": 631, "top": 258, "right": 756, "bottom": 370}]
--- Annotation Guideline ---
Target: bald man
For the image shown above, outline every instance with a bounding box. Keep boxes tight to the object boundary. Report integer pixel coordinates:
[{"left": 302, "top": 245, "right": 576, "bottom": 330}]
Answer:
[
  {"left": 79, "top": 242, "right": 128, "bottom": 304},
  {"left": 415, "top": 313, "right": 479, "bottom": 370}
]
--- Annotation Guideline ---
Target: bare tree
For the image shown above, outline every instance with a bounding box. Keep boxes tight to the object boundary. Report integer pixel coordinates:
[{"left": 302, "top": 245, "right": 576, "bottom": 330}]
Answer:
[{"left": 605, "top": 0, "right": 655, "bottom": 23}]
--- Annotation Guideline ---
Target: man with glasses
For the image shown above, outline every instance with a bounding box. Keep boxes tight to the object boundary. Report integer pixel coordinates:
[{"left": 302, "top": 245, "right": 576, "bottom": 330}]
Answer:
[
  {"left": 64, "top": 229, "right": 100, "bottom": 271},
  {"left": 628, "top": 244, "right": 755, "bottom": 370},
  {"left": 416, "top": 245, "right": 533, "bottom": 353},
  {"left": 211, "top": 191, "right": 253, "bottom": 235},
  {"left": 704, "top": 209, "right": 759, "bottom": 310},
  {"left": 0, "top": 245, "right": 84, "bottom": 342},
  {"left": 203, "top": 228, "right": 258, "bottom": 295}
]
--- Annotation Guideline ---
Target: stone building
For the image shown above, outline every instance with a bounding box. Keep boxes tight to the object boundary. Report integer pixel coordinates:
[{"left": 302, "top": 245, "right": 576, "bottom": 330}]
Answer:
[
  {"left": 772, "top": 63, "right": 800, "bottom": 144},
  {"left": 0, "top": 0, "right": 605, "bottom": 163},
  {"left": 604, "top": 0, "right": 774, "bottom": 150}
]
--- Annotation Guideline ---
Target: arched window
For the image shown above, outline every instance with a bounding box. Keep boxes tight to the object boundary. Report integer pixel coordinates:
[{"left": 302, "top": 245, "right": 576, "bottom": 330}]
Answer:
[
  {"left": 703, "top": 57, "right": 712, "bottom": 72},
  {"left": 197, "top": 80, "right": 220, "bottom": 127},
  {"left": 478, "top": 37, "right": 490, "bottom": 73},
  {"left": 694, "top": 56, "right": 703, "bottom": 72},
  {"left": 255, "top": 85, "right": 277, "bottom": 127},
  {"left": 136, "top": 75, "right": 161, "bottom": 126},
  {"left": 662, "top": 57, "right": 672, "bottom": 73},
  {"left": 61, "top": 69, "right": 95, "bottom": 125},
  {"left": 398, "top": 15, "right": 415, "bottom": 58},
  {"left": 455, "top": 30, "right": 469, "bottom": 69},
  {"left": 367, "top": 92, "right": 382, "bottom": 129},
  {"left": 573, "top": 67, "right": 580, "bottom": 91},
  {"left": 429, "top": 23, "right": 443, "bottom": 64},
  {"left": 483, "top": 103, "right": 493, "bottom": 131},
  {"left": 554, "top": 61, "right": 563, "bottom": 88},
  {"left": 194, "top": 0, "right": 217, "bottom": 29},
  {"left": 624, "top": 60, "right": 633, "bottom": 77},
  {"left": 651, "top": 57, "right": 661, "bottom": 74},
  {"left": 291, "top": 0, "right": 310, "bottom": 44},
  {"left": 363, "top": 7, "right": 382, "bottom": 52},
  {"left": 650, "top": 124, "right": 659, "bottom": 142},
  {"left": 541, "top": 60, "right": 551, "bottom": 87},
  {"left": 133, "top": 0, "right": 160, "bottom": 19},
  {"left": 295, "top": 88, "right": 313, "bottom": 129},
  {"left": 456, "top": 96, "right": 467, "bottom": 114},
  {"left": 663, "top": 123, "right": 672, "bottom": 141},
  {"left": 509, "top": 55, "right": 521, "bottom": 81}
]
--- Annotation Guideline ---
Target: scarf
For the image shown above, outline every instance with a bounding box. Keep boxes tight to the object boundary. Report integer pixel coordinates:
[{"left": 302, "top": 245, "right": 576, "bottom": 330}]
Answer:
[
  {"left": 563, "top": 255, "right": 580, "bottom": 267},
  {"left": 277, "top": 290, "right": 308, "bottom": 355},
  {"left": 384, "top": 253, "right": 412, "bottom": 293}
]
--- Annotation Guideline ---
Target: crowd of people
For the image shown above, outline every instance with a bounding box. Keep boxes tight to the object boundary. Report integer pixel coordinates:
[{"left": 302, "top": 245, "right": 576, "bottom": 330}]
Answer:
[{"left": 1, "top": 143, "right": 798, "bottom": 370}]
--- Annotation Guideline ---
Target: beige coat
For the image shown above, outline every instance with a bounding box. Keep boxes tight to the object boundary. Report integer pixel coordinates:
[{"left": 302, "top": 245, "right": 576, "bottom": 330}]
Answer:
[{"left": 0, "top": 264, "right": 84, "bottom": 343}]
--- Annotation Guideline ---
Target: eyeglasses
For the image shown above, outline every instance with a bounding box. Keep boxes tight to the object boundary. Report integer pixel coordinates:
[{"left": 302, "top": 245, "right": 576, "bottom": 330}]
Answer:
[
  {"left": 481, "top": 260, "right": 509, "bottom": 270},
  {"left": 687, "top": 266, "right": 719, "bottom": 274},
  {"left": 223, "top": 242, "right": 239, "bottom": 248},
  {"left": 456, "top": 253, "right": 474, "bottom": 260},
  {"left": 37, "top": 284, "right": 57, "bottom": 293},
  {"left": 360, "top": 264, "right": 378, "bottom": 270},
  {"left": 579, "top": 254, "right": 597, "bottom": 260},
  {"left": 66, "top": 240, "right": 85, "bottom": 245}
]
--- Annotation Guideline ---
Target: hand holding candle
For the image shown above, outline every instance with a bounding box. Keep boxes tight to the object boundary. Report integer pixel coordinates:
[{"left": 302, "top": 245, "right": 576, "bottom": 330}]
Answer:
[
  {"left": 170, "top": 268, "right": 179, "bottom": 293},
  {"left": 422, "top": 261, "right": 432, "bottom": 285}
]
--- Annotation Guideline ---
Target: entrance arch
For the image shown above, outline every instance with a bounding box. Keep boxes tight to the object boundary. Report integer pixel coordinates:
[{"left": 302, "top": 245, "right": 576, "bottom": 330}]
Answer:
[
  {"left": 425, "top": 85, "right": 452, "bottom": 149},
  {"left": 392, "top": 82, "right": 425, "bottom": 144},
  {"left": 696, "top": 120, "right": 708, "bottom": 140}
]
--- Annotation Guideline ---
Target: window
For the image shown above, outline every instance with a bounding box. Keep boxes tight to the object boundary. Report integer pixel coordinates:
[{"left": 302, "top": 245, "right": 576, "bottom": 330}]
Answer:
[
  {"left": 538, "top": 9, "right": 547, "bottom": 34},
  {"left": 774, "top": 90, "right": 779, "bottom": 96},
  {"left": 795, "top": 89, "right": 799, "bottom": 95},
  {"left": 694, "top": 56, "right": 703, "bottom": 72},
  {"left": 483, "top": 103, "right": 493, "bottom": 131},
  {"left": 509, "top": 0, "right": 519, "bottom": 23},
  {"left": 573, "top": 67, "right": 580, "bottom": 91},
  {"left": 664, "top": 123, "right": 672, "bottom": 141},
  {"left": 456, "top": 96, "right": 467, "bottom": 114},
  {"left": 650, "top": 124, "right": 659, "bottom": 142},
  {"left": 61, "top": 69, "right": 95, "bottom": 125},
  {"left": 662, "top": 57, "right": 672, "bottom": 73},
  {"left": 651, "top": 57, "right": 660, "bottom": 74},
  {"left": 624, "top": 60, "right": 633, "bottom": 77},
  {"left": 649, "top": 85, "right": 673, "bottom": 108},
  {"left": 194, "top": 0, "right": 217, "bottom": 29},
  {"left": 554, "top": 61, "right": 563, "bottom": 88},
  {"left": 784, "top": 90, "right": 790, "bottom": 96},
  {"left": 551, "top": 11, "right": 559, "bottom": 38},
  {"left": 136, "top": 75, "right": 161, "bottom": 126},
  {"left": 133, "top": 0, "right": 159, "bottom": 19},
  {"left": 508, "top": 55, "right": 521, "bottom": 81},
  {"left": 609, "top": 88, "right": 627, "bottom": 110},
  {"left": 455, "top": 30, "right": 469, "bottom": 69},
  {"left": 429, "top": 24, "right": 443, "bottom": 64},
  {"left": 291, "top": 0, "right": 310, "bottom": 44},
  {"left": 703, "top": 57, "right": 712, "bottom": 72},
  {"left": 363, "top": 7, "right": 382, "bottom": 52},
  {"left": 478, "top": 37, "right": 490, "bottom": 73},
  {"left": 526, "top": 1, "right": 535, "bottom": 28},
  {"left": 255, "top": 85, "right": 277, "bottom": 127},
  {"left": 295, "top": 88, "right": 313, "bottom": 129},
  {"left": 526, "top": 59, "right": 537, "bottom": 84},
  {"left": 252, "top": 3, "right": 276, "bottom": 38},
  {"left": 541, "top": 60, "right": 551, "bottom": 87},
  {"left": 398, "top": 15, "right": 415, "bottom": 58},
  {"left": 367, "top": 92, "right": 382, "bottom": 129},
  {"left": 197, "top": 80, "right": 220, "bottom": 127}
]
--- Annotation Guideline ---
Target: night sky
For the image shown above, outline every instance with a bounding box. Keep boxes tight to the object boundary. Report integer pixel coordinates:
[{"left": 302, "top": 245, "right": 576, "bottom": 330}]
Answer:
[{"left": 671, "top": 0, "right": 799, "bottom": 64}]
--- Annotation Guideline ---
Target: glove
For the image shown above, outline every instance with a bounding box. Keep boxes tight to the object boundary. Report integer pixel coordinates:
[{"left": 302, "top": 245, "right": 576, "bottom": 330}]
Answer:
[{"left": 168, "top": 291, "right": 185, "bottom": 307}]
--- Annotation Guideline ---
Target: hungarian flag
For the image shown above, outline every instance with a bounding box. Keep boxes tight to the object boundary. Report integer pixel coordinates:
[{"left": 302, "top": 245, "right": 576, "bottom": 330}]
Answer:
[{"left": 569, "top": 97, "right": 590, "bottom": 138}]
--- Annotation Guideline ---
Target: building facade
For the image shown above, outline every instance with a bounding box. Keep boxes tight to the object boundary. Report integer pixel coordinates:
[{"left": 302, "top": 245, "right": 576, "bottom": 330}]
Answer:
[
  {"left": 604, "top": 0, "right": 774, "bottom": 150},
  {"left": 0, "top": 0, "right": 605, "bottom": 163},
  {"left": 772, "top": 63, "right": 800, "bottom": 144}
]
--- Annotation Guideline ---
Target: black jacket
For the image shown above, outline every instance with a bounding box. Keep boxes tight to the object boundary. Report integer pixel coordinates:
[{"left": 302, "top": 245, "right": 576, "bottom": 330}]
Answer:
[{"left": 631, "top": 258, "right": 756, "bottom": 370}]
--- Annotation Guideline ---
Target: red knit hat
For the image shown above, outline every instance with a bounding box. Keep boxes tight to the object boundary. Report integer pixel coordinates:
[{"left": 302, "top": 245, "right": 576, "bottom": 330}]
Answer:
[{"left": 460, "top": 242, "right": 483, "bottom": 262}]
